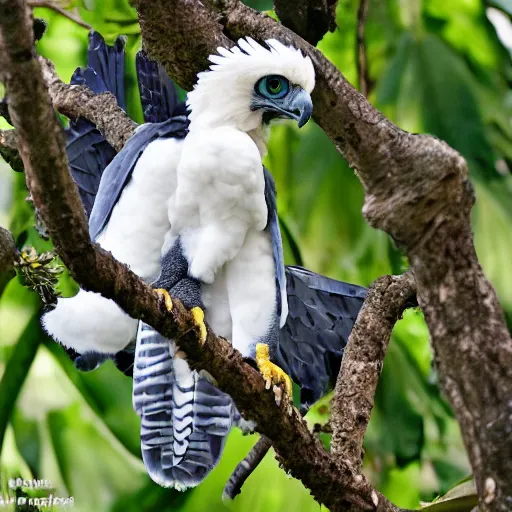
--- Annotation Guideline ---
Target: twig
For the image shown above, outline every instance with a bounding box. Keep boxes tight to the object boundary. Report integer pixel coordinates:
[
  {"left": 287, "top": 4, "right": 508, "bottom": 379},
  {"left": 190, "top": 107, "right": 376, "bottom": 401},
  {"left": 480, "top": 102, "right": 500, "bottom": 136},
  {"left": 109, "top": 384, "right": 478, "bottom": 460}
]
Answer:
[
  {"left": 223, "top": 436, "right": 272, "bottom": 500},
  {"left": 330, "top": 272, "right": 416, "bottom": 470},
  {"left": 0, "top": 2, "right": 403, "bottom": 510},
  {"left": 27, "top": 0, "right": 92, "bottom": 29},
  {"left": 356, "top": 0, "right": 370, "bottom": 96}
]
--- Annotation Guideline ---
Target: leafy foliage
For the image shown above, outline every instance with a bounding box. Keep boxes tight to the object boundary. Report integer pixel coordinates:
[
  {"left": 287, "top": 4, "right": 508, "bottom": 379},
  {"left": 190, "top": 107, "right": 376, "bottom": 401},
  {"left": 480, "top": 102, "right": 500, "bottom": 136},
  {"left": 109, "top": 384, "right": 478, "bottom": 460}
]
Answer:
[
  {"left": 15, "top": 248, "right": 64, "bottom": 307},
  {"left": 1, "top": 0, "right": 511, "bottom": 510}
]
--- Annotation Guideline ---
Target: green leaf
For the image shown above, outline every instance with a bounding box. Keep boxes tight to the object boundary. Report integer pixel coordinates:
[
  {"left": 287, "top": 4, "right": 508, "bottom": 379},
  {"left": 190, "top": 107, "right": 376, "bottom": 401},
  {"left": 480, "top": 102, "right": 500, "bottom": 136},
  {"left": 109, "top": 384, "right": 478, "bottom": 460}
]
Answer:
[
  {"left": 43, "top": 341, "right": 141, "bottom": 457},
  {"left": 0, "top": 316, "right": 41, "bottom": 460},
  {"left": 420, "top": 477, "right": 477, "bottom": 511},
  {"left": 47, "top": 402, "right": 146, "bottom": 508}
]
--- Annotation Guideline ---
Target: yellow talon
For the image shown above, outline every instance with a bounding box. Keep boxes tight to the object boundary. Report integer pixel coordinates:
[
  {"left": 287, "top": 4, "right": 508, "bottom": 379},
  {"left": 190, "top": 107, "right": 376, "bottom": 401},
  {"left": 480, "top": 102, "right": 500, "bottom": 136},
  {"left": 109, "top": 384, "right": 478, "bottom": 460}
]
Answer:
[
  {"left": 155, "top": 288, "right": 173, "bottom": 312},
  {"left": 191, "top": 307, "right": 207, "bottom": 345},
  {"left": 255, "top": 343, "right": 293, "bottom": 404}
]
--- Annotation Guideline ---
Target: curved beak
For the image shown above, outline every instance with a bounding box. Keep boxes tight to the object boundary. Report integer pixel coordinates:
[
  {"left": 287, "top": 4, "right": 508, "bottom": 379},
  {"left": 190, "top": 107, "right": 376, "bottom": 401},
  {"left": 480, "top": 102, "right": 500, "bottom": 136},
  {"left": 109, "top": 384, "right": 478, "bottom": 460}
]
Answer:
[
  {"left": 284, "top": 87, "right": 313, "bottom": 128},
  {"left": 252, "top": 86, "right": 313, "bottom": 128}
]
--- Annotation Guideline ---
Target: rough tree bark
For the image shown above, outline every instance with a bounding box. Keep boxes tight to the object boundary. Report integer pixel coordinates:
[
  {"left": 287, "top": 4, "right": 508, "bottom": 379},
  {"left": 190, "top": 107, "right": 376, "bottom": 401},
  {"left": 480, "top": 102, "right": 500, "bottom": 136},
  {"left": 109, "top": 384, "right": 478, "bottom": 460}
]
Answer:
[
  {"left": 0, "top": 227, "right": 16, "bottom": 292},
  {"left": 0, "top": 129, "right": 23, "bottom": 172},
  {"left": 331, "top": 273, "right": 417, "bottom": 470},
  {"left": 40, "top": 58, "right": 137, "bottom": 152},
  {"left": 1, "top": 0, "right": 512, "bottom": 510}
]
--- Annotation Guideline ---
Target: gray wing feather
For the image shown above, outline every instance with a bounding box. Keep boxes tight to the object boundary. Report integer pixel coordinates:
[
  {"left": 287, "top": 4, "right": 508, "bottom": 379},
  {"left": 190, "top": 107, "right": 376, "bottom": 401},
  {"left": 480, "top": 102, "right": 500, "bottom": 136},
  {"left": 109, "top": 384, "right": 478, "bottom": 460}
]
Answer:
[
  {"left": 275, "top": 266, "right": 367, "bottom": 412},
  {"left": 263, "top": 167, "right": 287, "bottom": 326},
  {"left": 88, "top": 117, "right": 188, "bottom": 241}
]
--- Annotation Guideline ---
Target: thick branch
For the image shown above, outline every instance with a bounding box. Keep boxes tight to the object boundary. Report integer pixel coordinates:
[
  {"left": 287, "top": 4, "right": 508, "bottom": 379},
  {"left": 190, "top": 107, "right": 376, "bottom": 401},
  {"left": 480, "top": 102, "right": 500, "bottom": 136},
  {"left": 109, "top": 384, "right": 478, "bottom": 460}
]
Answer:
[
  {"left": 40, "top": 58, "right": 136, "bottom": 152},
  {"left": 274, "top": 0, "right": 338, "bottom": 46},
  {"left": 331, "top": 272, "right": 416, "bottom": 470},
  {"left": 0, "top": 2, "right": 402, "bottom": 511},
  {"left": 135, "top": 2, "right": 512, "bottom": 509}
]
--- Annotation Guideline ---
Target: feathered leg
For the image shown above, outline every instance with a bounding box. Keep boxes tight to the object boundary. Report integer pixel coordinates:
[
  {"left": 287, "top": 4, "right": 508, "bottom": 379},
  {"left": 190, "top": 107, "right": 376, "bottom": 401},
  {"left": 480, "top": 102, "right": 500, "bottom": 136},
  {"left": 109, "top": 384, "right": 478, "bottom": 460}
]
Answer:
[{"left": 225, "top": 229, "right": 292, "bottom": 404}]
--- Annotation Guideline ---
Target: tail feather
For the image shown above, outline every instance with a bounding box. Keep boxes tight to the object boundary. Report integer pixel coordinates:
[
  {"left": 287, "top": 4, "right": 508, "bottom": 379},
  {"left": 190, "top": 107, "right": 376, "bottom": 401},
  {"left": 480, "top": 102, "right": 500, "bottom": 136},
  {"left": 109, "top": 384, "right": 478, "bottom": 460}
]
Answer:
[
  {"left": 136, "top": 51, "right": 187, "bottom": 124},
  {"left": 133, "top": 323, "right": 238, "bottom": 490},
  {"left": 66, "top": 31, "right": 126, "bottom": 217},
  {"left": 86, "top": 31, "right": 127, "bottom": 110}
]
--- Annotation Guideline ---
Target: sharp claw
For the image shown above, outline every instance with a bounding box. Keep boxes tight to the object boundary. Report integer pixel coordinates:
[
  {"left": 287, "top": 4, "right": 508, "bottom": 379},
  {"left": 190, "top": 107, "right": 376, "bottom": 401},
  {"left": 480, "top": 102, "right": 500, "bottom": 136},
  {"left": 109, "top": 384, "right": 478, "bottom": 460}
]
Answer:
[
  {"left": 255, "top": 343, "right": 293, "bottom": 405},
  {"left": 155, "top": 288, "right": 173, "bottom": 312},
  {"left": 273, "top": 385, "right": 283, "bottom": 407},
  {"left": 191, "top": 307, "right": 207, "bottom": 344}
]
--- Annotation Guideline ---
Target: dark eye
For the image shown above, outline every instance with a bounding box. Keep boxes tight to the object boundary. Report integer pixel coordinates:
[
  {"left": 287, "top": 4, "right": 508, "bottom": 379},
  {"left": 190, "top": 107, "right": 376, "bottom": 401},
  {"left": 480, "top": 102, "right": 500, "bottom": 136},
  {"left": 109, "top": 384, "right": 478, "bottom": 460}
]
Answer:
[{"left": 257, "top": 75, "right": 289, "bottom": 99}]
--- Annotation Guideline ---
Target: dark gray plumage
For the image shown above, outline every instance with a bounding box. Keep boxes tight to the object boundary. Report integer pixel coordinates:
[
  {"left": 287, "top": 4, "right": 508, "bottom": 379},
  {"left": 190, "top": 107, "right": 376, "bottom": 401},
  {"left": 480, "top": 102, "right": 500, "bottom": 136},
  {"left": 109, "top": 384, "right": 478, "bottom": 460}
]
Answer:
[
  {"left": 66, "top": 31, "right": 126, "bottom": 217},
  {"left": 277, "top": 266, "right": 366, "bottom": 411}
]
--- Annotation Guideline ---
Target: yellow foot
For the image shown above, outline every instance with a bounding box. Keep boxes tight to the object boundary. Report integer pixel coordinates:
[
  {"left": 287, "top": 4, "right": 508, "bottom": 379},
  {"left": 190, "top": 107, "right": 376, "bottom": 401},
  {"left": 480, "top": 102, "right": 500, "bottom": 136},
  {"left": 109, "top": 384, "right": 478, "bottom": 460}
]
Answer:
[
  {"left": 191, "top": 307, "right": 207, "bottom": 345},
  {"left": 255, "top": 343, "right": 293, "bottom": 406},
  {"left": 155, "top": 288, "right": 173, "bottom": 312}
]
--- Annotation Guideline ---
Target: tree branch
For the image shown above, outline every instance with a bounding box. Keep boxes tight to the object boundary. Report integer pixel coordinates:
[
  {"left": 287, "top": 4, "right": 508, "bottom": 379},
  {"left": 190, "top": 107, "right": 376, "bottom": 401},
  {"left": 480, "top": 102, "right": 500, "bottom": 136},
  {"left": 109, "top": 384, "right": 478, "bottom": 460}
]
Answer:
[
  {"left": 0, "top": 2, "right": 404, "bottom": 510},
  {"left": 0, "top": 227, "right": 16, "bottom": 272},
  {"left": 27, "top": 1, "right": 91, "bottom": 30},
  {"left": 0, "top": 129, "right": 24, "bottom": 171},
  {"left": 0, "top": 227, "right": 17, "bottom": 293},
  {"left": 136, "top": 1, "right": 512, "bottom": 509},
  {"left": 331, "top": 272, "right": 416, "bottom": 471},
  {"left": 273, "top": 0, "right": 338, "bottom": 46},
  {"left": 0, "top": 62, "right": 136, "bottom": 160},
  {"left": 223, "top": 435, "right": 272, "bottom": 500},
  {"left": 39, "top": 58, "right": 137, "bottom": 152}
]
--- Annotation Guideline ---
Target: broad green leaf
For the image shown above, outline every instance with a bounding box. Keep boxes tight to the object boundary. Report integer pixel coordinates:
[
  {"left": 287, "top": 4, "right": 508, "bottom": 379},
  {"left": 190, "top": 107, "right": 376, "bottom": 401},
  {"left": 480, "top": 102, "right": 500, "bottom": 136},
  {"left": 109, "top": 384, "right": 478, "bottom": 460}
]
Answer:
[
  {"left": 0, "top": 316, "right": 40, "bottom": 458},
  {"left": 44, "top": 341, "right": 140, "bottom": 457},
  {"left": 420, "top": 477, "right": 477, "bottom": 511}
]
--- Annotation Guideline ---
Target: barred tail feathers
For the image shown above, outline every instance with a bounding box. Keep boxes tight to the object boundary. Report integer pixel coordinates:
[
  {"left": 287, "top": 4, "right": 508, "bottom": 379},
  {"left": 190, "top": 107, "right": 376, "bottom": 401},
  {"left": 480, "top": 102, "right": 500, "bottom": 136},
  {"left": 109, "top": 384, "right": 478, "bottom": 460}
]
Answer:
[{"left": 133, "top": 323, "right": 237, "bottom": 490}]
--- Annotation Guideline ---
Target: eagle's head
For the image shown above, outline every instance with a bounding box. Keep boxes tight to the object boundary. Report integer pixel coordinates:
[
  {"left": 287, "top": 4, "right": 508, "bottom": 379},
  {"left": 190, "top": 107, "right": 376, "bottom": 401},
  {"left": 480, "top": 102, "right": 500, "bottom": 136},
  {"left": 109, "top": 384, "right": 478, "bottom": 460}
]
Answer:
[{"left": 187, "top": 37, "right": 315, "bottom": 149}]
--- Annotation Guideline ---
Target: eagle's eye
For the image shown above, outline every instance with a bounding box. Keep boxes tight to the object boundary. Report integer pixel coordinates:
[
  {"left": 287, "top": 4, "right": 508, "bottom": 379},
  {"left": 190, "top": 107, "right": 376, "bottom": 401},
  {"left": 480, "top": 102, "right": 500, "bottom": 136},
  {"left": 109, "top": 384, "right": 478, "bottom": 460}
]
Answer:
[{"left": 257, "top": 75, "right": 290, "bottom": 99}]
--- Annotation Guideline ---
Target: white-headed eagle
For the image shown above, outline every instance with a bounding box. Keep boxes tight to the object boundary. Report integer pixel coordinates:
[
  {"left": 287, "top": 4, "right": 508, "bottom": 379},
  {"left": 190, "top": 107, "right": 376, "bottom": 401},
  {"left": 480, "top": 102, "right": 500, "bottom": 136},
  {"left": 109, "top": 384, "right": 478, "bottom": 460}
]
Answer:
[{"left": 42, "top": 32, "right": 366, "bottom": 490}]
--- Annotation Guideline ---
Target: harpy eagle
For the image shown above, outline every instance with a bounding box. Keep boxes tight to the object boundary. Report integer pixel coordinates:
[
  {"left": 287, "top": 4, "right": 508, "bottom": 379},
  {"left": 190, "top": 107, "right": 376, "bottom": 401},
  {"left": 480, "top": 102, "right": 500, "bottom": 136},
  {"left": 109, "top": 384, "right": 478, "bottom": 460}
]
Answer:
[{"left": 42, "top": 32, "right": 366, "bottom": 489}]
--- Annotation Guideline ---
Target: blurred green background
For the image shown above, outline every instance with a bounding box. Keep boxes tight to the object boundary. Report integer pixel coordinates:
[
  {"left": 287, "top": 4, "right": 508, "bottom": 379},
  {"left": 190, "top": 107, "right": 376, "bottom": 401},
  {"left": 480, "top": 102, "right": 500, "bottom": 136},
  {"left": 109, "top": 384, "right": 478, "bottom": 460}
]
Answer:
[{"left": 2, "top": 0, "right": 512, "bottom": 510}]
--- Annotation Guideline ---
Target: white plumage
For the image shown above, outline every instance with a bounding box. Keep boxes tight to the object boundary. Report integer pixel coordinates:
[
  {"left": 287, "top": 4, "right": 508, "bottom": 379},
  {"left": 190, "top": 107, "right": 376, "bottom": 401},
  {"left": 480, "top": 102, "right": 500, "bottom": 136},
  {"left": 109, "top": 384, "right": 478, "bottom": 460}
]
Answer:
[
  {"left": 170, "top": 37, "right": 314, "bottom": 356},
  {"left": 43, "top": 137, "right": 183, "bottom": 353},
  {"left": 187, "top": 37, "right": 315, "bottom": 139}
]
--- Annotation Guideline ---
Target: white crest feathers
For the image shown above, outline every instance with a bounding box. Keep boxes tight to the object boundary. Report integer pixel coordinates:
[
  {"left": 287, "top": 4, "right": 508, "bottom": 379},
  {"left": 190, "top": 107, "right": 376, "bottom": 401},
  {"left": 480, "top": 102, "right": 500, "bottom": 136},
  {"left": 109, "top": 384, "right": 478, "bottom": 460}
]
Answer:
[{"left": 186, "top": 37, "right": 315, "bottom": 131}]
